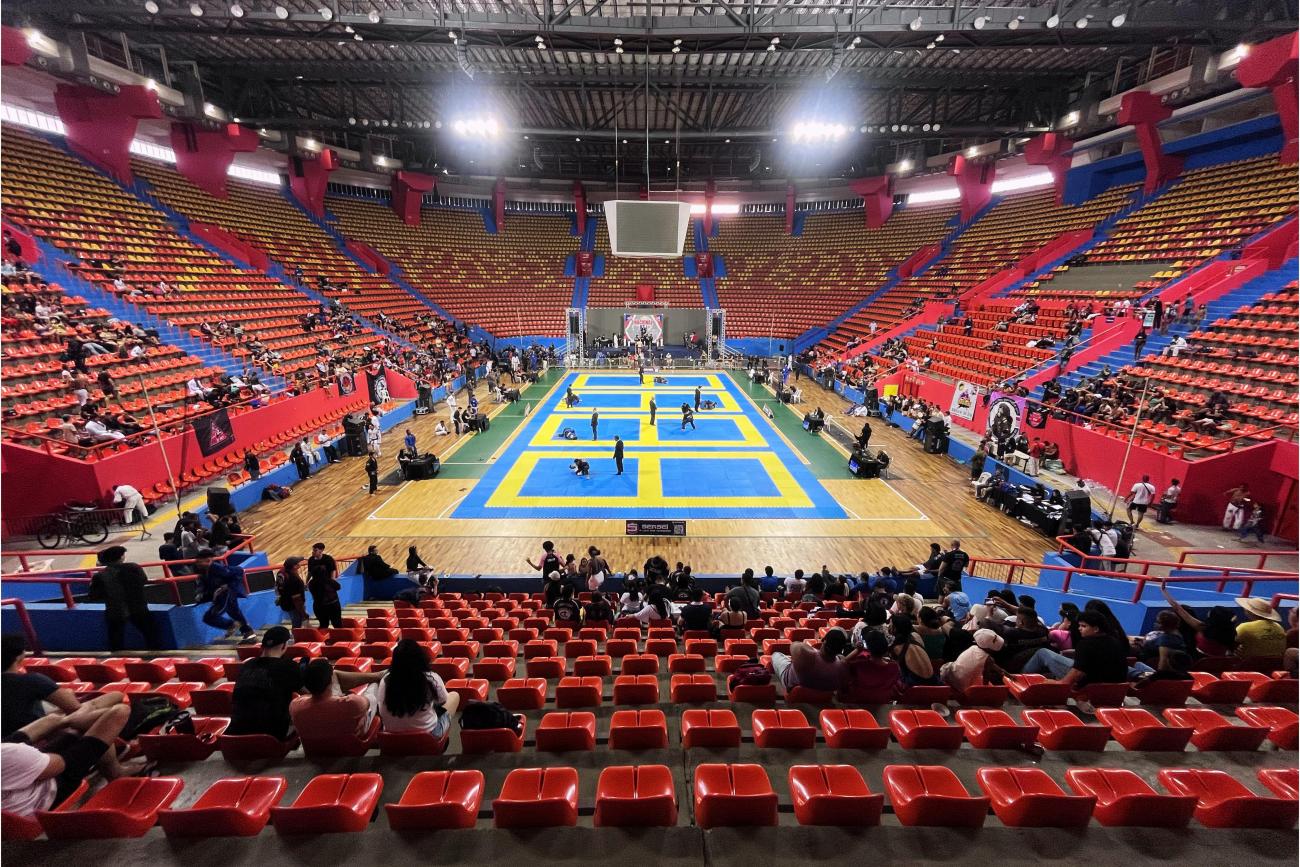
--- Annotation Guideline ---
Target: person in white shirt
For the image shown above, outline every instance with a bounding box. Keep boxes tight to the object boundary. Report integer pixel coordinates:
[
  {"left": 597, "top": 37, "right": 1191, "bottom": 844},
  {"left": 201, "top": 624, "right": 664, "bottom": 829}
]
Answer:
[
  {"left": 783, "top": 570, "right": 806, "bottom": 597},
  {"left": 112, "top": 483, "right": 148, "bottom": 528},
  {"left": 1156, "top": 478, "right": 1181, "bottom": 525},
  {"left": 185, "top": 377, "right": 206, "bottom": 398},
  {"left": 1125, "top": 474, "right": 1157, "bottom": 528},
  {"left": 1162, "top": 335, "right": 1188, "bottom": 358},
  {"left": 82, "top": 417, "right": 125, "bottom": 443},
  {"left": 1090, "top": 522, "right": 1120, "bottom": 570}
]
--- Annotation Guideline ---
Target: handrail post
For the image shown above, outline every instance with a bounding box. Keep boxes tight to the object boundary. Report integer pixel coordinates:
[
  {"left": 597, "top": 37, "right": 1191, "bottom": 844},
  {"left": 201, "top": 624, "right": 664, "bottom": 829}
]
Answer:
[
  {"left": 61, "top": 583, "right": 76, "bottom": 609},
  {"left": 1132, "top": 578, "right": 1144, "bottom": 604},
  {"left": 1, "top": 599, "right": 42, "bottom": 655}
]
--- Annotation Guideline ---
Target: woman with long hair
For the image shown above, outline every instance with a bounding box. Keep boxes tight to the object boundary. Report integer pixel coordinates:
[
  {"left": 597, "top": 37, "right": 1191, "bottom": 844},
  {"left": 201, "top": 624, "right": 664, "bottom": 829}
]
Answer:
[
  {"left": 376, "top": 638, "right": 460, "bottom": 738},
  {"left": 889, "top": 615, "right": 937, "bottom": 686},
  {"left": 1159, "top": 583, "right": 1237, "bottom": 657},
  {"left": 274, "top": 556, "right": 308, "bottom": 629}
]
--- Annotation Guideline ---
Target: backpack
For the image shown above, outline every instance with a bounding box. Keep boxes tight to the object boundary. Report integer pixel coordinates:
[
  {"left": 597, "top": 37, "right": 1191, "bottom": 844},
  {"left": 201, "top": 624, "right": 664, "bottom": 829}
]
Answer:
[
  {"left": 459, "top": 700, "right": 521, "bottom": 733},
  {"left": 727, "top": 662, "right": 771, "bottom": 691},
  {"left": 122, "top": 696, "right": 181, "bottom": 740}
]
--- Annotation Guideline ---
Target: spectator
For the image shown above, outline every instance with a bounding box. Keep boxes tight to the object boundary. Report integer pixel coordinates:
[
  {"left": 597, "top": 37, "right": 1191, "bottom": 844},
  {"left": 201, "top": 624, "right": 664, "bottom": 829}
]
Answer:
[
  {"left": 88, "top": 546, "right": 159, "bottom": 652},
  {"left": 1222, "top": 483, "right": 1251, "bottom": 530},
  {"left": 275, "top": 557, "right": 309, "bottom": 629},
  {"left": 552, "top": 585, "right": 582, "bottom": 624},
  {"left": 406, "top": 545, "right": 431, "bottom": 575},
  {"left": 938, "top": 628, "right": 1005, "bottom": 694},
  {"left": 289, "top": 658, "right": 384, "bottom": 742},
  {"left": 889, "top": 617, "right": 937, "bottom": 686},
  {"left": 584, "top": 591, "right": 614, "bottom": 626},
  {"left": 1234, "top": 597, "right": 1287, "bottom": 659},
  {"left": 377, "top": 639, "right": 459, "bottom": 738},
  {"left": 839, "top": 630, "right": 901, "bottom": 704},
  {"left": 226, "top": 626, "right": 304, "bottom": 739},
  {"left": 2, "top": 635, "right": 126, "bottom": 738},
  {"left": 1236, "top": 503, "right": 1267, "bottom": 542},
  {"left": 1155, "top": 478, "right": 1181, "bottom": 524},
  {"left": 634, "top": 588, "right": 674, "bottom": 626},
  {"left": 1124, "top": 475, "right": 1157, "bottom": 528},
  {"left": 783, "top": 569, "right": 806, "bottom": 598},
  {"left": 714, "top": 596, "right": 748, "bottom": 636},
  {"left": 360, "top": 545, "right": 399, "bottom": 583},
  {"left": 1048, "top": 603, "right": 1080, "bottom": 650},
  {"left": 726, "top": 569, "right": 761, "bottom": 616},
  {"left": 1135, "top": 610, "right": 1186, "bottom": 671},
  {"left": 759, "top": 565, "right": 782, "bottom": 593},
  {"left": 194, "top": 548, "right": 255, "bottom": 643},
  {"left": 937, "top": 540, "right": 969, "bottom": 585},
  {"left": 1018, "top": 610, "right": 1137, "bottom": 698},
  {"left": 677, "top": 588, "right": 713, "bottom": 635},
  {"left": 1, "top": 702, "right": 145, "bottom": 818},
  {"left": 111, "top": 482, "right": 149, "bottom": 529},
  {"left": 306, "top": 542, "right": 342, "bottom": 629},
  {"left": 769, "top": 628, "right": 851, "bottom": 692},
  {"left": 617, "top": 587, "right": 645, "bottom": 617}
]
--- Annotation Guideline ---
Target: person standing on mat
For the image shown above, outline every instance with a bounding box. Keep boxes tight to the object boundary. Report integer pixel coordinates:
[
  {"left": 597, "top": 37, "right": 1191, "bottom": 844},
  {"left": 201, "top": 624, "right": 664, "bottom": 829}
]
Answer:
[
  {"left": 681, "top": 403, "right": 696, "bottom": 431},
  {"left": 638, "top": 366, "right": 645, "bottom": 385},
  {"left": 694, "top": 386, "right": 702, "bottom": 412},
  {"left": 365, "top": 452, "right": 379, "bottom": 495},
  {"left": 648, "top": 396, "right": 657, "bottom": 426},
  {"left": 613, "top": 435, "right": 624, "bottom": 475},
  {"left": 591, "top": 409, "right": 599, "bottom": 440}
]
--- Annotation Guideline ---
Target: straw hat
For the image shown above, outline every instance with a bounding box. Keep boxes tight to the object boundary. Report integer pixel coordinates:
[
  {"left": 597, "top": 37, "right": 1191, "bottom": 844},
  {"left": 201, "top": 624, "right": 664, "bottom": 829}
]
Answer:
[{"left": 1236, "top": 597, "right": 1281, "bottom": 622}]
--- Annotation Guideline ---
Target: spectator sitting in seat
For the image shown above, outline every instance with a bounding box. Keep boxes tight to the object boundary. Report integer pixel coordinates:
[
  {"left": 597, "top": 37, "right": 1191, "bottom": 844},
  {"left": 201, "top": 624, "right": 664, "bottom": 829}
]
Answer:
[
  {"left": 839, "top": 629, "right": 901, "bottom": 704},
  {"left": 551, "top": 585, "right": 582, "bottom": 625},
  {"left": 1, "top": 701, "right": 149, "bottom": 818},
  {"left": 635, "top": 586, "right": 675, "bottom": 627},
  {"left": 584, "top": 591, "right": 614, "bottom": 626},
  {"left": 769, "top": 627, "right": 852, "bottom": 693},
  {"left": 938, "top": 628, "right": 1005, "bottom": 695},
  {"left": 1235, "top": 596, "right": 1287, "bottom": 659},
  {"left": 226, "top": 626, "right": 304, "bottom": 740},
  {"left": 360, "top": 545, "right": 400, "bottom": 583},
  {"left": 377, "top": 639, "right": 460, "bottom": 739},
  {"left": 677, "top": 588, "right": 714, "bottom": 635},
  {"left": 289, "top": 658, "right": 384, "bottom": 742},
  {"left": 1, "top": 635, "right": 128, "bottom": 739}
]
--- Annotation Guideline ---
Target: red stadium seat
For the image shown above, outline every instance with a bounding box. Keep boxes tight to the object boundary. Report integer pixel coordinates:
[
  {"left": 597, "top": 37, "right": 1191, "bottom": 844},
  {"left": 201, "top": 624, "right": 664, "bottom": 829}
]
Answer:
[
  {"left": 493, "top": 768, "right": 580, "bottom": 828},
  {"left": 1073, "top": 682, "right": 1129, "bottom": 707},
  {"left": 472, "top": 657, "right": 517, "bottom": 682},
  {"left": 751, "top": 708, "right": 816, "bottom": 749},
  {"left": 1022, "top": 708, "right": 1112, "bottom": 751},
  {"left": 555, "top": 676, "right": 603, "bottom": 708},
  {"left": 889, "top": 709, "right": 963, "bottom": 749},
  {"left": 1130, "top": 677, "right": 1193, "bottom": 707},
  {"left": 535, "top": 711, "right": 597, "bottom": 752},
  {"left": 882, "top": 765, "right": 989, "bottom": 828},
  {"left": 300, "top": 717, "right": 379, "bottom": 759},
  {"left": 523, "top": 639, "right": 559, "bottom": 659},
  {"left": 955, "top": 708, "right": 1038, "bottom": 750},
  {"left": 1162, "top": 707, "right": 1269, "bottom": 751},
  {"left": 785, "top": 686, "right": 835, "bottom": 706},
  {"left": 819, "top": 708, "right": 890, "bottom": 749},
  {"left": 1158, "top": 768, "right": 1297, "bottom": 829},
  {"left": 572, "top": 655, "right": 613, "bottom": 677},
  {"left": 385, "top": 771, "right": 484, "bottom": 831},
  {"left": 668, "top": 653, "right": 706, "bottom": 673},
  {"left": 594, "top": 765, "right": 678, "bottom": 827},
  {"left": 605, "top": 638, "right": 639, "bottom": 658},
  {"left": 608, "top": 709, "right": 669, "bottom": 750},
  {"left": 217, "top": 733, "right": 299, "bottom": 762},
  {"left": 621, "top": 653, "right": 660, "bottom": 675},
  {"left": 1223, "top": 671, "right": 1300, "bottom": 704},
  {"left": 1235, "top": 705, "right": 1299, "bottom": 749},
  {"left": 976, "top": 767, "right": 1095, "bottom": 827},
  {"left": 1065, "top": 768, "right": 1196, "bottom": 828},
  {"left": 445, "top": 678, "right": 490, "bottom": 703},
  {"left": 139, "top": 716, "right": 229, "bottom": 762},
  {"left": 1189, "top": 671, "right": 1251, "bottom": 704},
  {"left": 613, "top": 674, "right": 660, "bottom": 705},
  {"left": 270, "top": 774, "right": 383, "bottom": 835},
  {"left": 1005, "top": 674, "right": 1072, "bottom": 706},
  {"left": 693, "top": 764, "right": 778, "bottom": 828},
  {"left": 1095, "top": 708, "right": 1193, "bottom": 751},
  {"left": 2, "top": 781, "right": 87, "bottom": 841},
  {"left": 1257, "top": 767, "right": 1299, "bottom": 801},
  {"left": 526, "top": 657, "right": 566, "bottom": 679},
  {"left": 788, "top": 765, "right": 883, "bottom": 826},
  {"left": 73, "top": 658, "right": 133, "bottom": 684},
  {"left": 897, "top": 684, "right": 954, "bottom": 705},
  {"left": 681, "top": 709, "right": 742, "bottom": 748},
  {"left": 123, "top": 657, "right": 182, "bottom": 683},
  {"left": 564, "top": 639, "right": 598, "bottom": 660},
  {"left": 669, "top": 673, "right": 716, "bottom": 703},
  {"left": 726, "top": 680, "right": 778, "bottom": 706},
  {"left": 957, "top": 684, "right": 1009, "bottom": 707},
  {"left": 191, "top": 683, "right": 236, "bottom": 716},
  {"left": 461, "top": 715, "right": 526, "bottom": 754},
  {"left": 430, "top": 658, "right": 470, "bottom": 681},
  {"left": 37, "top": 777, "right": 184, "bottom": 839},
  {"left": 158, "top": 777, "right": 287, "bottom": 838},
  {"left": 497, "top": 677, "right": 548, "bottom": 710},
  {"left": 174, "top": 658, "right": 233, "bottom": 684},
  {"left": 377, "top": 728, "right": 449, "bottom": 757}
]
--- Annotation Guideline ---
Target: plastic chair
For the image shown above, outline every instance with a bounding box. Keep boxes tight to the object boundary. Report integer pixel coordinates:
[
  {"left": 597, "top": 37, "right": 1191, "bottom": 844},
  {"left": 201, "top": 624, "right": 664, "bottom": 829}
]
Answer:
[
  {"left": 158, "top": 777, "right": 287, "bottom": 837},
  {"left": 788, "top": 764, "right": 883, "bottom": 826},
  {"left": 1158, "top": 768, "right": 1297, "bottom": 829},
  {"left": 1163, "top": 707, "right": 1269, "bottom": 751},
  {"left": 385, "top": 770, "right": 484, "bottom": 831},
  {"left": 269, "top": 773, "right": 384, "bottom": 834},
  {"left": 976, "top": 767, "right": 1095, "bottom": 827},
  {"left": 37, "top": 777, "right": 185, "bottom": 839},
  {"left": 1064, "top": 768, "right": 1196, "bottom": 828},
  {"left": 608, "top": 709, "right": 669, "bottom": 750},
  {"left": 594, "top": 765, "right": 678, "bottom": 827},
  {"left": 492, "top": 768, "right": 580, "bottom": 829},
  {"left": 535, "top": 712, "right": 597, "bottom": 752},
  {"left": 693, "top": 764, "right": 778, "bottom": 828},
  {"left": 881, "top": 764, "right": 989, "bottom": 828}
]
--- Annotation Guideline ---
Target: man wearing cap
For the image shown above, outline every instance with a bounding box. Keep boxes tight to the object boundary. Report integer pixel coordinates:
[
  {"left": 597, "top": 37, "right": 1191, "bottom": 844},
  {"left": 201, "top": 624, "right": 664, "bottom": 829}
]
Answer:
[
  {"left": 1235, "top": 597, "right": 1287, "bottom": 659},
  {"left": 226, "top": 626, "right": 304, "bottom": 740},
  {"left": 88, "top": 546, "right": 159, "bottom": 652},
  {"left": 939, "top": 628, "right": 1005, "bottom": 694}
]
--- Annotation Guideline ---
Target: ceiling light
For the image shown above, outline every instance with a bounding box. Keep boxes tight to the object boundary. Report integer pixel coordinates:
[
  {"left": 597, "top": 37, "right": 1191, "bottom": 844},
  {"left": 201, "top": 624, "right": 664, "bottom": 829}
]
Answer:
[
  {"left": 664, "top": 139, "right": 670, "bottom": 144},
  {"left": 613, "top": 37, "right": 623, "bottom": 46},
  {"left": 354, "top": 33, "right": 363, "bottom": 40},
  {"left": 381, "top": 119, "right": 389, "bottom": 126},
  {"left": 1007, "top": 17, "right": 1020, "bottom": 30},
  {"left": 1075, "top": 17, "right": 1088, "bottom": 28},
  {"left": 575, "top": 137, "right": 581, "bottom": 141},
  {"left": 361, "top": 119, "right": 370, "bottom": 125},
  {"left": 890, "top": 124, "right": 899, "bottom": 132},
  {"left": 1045, "top": 14, "right": 1059, "bottom": 27},
  {"left": 318, "top": 6, "right": 332, "bottom": 20},
  {"left": 847, "top": 43, "right": 856, "bottom": 51},
  {"left": 344, "top": 25, "right": 354, "bottom": 32},
  {"left": 144, "top": 0, "right": 159, "bottom": 12},
  {"left": 673, "top": 38, "right": 682, "bottom": 46},
  {"left": 935, "top": 34, "right": 944, "bottom": 42},
  {"left": 621, "top": 138, "right": 627, "bottom": 144},
  {"left": 189, "top": 3, "right": 204, "bottom": 16},
  {"left": 535, "top": 34, "right": 544, "bottom": 42},
  {"left": 1110, "top": 13, "right": 1126, "bottom": 27},
  {"left": 852, "top": 36, "right": 861, "bottom": 44},
  {"left": 348, "top": 117, "right": 356, "bottom": 125},
  {"left": 448, "top": 30, "right": 458, "bottom": 40},
  {"left": 615, "top": 46, "right": 623, "bottom": 54},
  {"left": 145, "top": 78, "right": 158, "bottom": 91},
  {"left": 908, "top": 16, "right": 922, "bottom": 31},
  {"left": 537, "top": 42, "right": 546, "bottom": 49},
  {"left": 766, "top": 44, "right": 775, "bottom": 51},
  {"left": 858, "top": 125, "right": 867, "bottom": 133},
  {"left": 368, "top": 9, "right": 381, "bottom": 23},
  {"left": 973, "top": 16, "right": 988, "bottom": 29},
  {"left": 932, "top": 123, "right": 940, "bottom": 131},
  {"left": 232, "top": 116, "right": 241, "bottom": 123},
  {"left": 274, "top": 5, "right": 289, "bottom": 18},
  {"left": 431, "top": 120, "right": 439, "bottom": 128},
  {"left": 966, "top": 146, "right": 977, "bottom": 157},
  {"left": 897, "top": 159, "right": 913, "bottom": 172},
  {"left": 229, "top": 3, "right": 244, "bottom": 17},
  {"left": 770, "top": 37, "right": 779, "bottom": 44},
  {"left": 671, "top": 46, "right": 680, "bottom": 53},
  {"left": 922, "top": 123, "right": 931, "bottom": 131},
  {"left": 724, "top": 138, "right": 731, "bottom": 143},
  {"left": 926, "top": 42, "right": 935, "bottom": 49}
]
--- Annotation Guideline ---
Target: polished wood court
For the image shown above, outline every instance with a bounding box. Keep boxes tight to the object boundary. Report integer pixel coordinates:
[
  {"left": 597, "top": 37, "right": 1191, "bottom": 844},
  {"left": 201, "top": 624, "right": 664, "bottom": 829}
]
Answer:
[{"left": 237, "top": 371, "right": 1058, "bottom": 574}]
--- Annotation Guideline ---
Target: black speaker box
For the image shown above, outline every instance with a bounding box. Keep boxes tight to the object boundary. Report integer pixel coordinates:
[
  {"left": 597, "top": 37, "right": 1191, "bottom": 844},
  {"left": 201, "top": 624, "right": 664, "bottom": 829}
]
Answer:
[
  {"left": 1063, "top": 489, "right": 1093, "bottom": 527},
  {"left": 206, "top": 486, "right": 235, "bottom": 517}
]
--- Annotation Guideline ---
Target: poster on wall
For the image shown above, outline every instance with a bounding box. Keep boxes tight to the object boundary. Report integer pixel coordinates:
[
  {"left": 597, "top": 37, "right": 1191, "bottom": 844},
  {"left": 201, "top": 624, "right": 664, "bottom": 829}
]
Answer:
[
  {"left": 336, "top": 371, "right": 356, "bottom": 396},
  {"left": 1024, "top": 405, "right": 1048, "bottom": 429},
  {"left": 192, "top": 408, "right": 235, "bottom": 457},
  {"left": 623, "top": 313, "right": 664, "bottom": 346},
  {"left": 986, "top": 391, "right": 1026, "bottom": 441},
  {"left": 367, "top": 365, "right": 391, "bottom": 406},
  {"left": 949, "top": 380, "right": 978, "bottom": 421}
]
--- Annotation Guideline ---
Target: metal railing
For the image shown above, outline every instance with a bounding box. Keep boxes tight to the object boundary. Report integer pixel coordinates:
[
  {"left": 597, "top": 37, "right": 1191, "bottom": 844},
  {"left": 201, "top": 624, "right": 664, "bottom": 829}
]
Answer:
[
  {"left": 1054, "top": 537, "right": 1295, "bottom": 581},
  {"left": 1177, "top": 549, "right": 1298, "bottom": 572},
  {"left": 1, "top": 598, "right": 42, "bottom": 654}
]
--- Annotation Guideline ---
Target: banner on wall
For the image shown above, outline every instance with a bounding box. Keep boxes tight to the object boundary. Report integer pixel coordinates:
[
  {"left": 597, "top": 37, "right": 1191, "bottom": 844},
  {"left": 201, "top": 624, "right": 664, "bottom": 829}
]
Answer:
[
  {"left": 986, "top": 391, "right": 1026, "bottom": 440},
  {"left": 367, "top": 365, "right": 390, "bottom": 405},
  {"left": 337, "top": 372, "right": 356, "bottom": 396},
  {"left": 623, "top": 313, "right": 664, "bottom": 345},
  {"left": 191, "top": 408, "right": 235, "bottom": 457},
  {"left": 949, "top": 380, "right": 978, "bottom": 421},
  {"left": 1024, "top": 405, "right": 1048, "bottom": 429}
]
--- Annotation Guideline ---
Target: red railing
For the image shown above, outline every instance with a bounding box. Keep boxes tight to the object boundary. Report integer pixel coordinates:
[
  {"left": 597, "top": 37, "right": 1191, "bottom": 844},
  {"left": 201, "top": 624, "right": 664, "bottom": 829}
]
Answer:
[
  {"left": 1054, "top": 537, "right": 1294, "bottom": 581},
  {"left": 1177, "top": 548, "right": 1298, "bottom": 572},
  {"left": 1271, "top": 593, "right": 1298, "bottom": 610},
  {"left": 1, "top": 598, "right": 42, "bottom": 654},
  {"left": 967, "top": 554, "right": 1288, "bottom": 605}
]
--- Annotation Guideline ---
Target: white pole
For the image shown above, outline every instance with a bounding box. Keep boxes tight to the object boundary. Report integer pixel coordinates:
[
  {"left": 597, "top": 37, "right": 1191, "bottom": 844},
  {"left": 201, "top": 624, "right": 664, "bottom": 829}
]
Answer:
[
  {"left": 138, "top": 373, "right": 183, "bottom": 519},
  {"left": 1107, "top": 373, "right": 1150, "bottom": 520}
]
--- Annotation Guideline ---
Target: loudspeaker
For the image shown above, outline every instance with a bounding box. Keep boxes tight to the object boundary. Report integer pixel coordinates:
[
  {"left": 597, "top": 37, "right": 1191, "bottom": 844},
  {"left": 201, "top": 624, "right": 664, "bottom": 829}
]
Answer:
[
  {"left": 206, "top": 486, "right": 235, "bottom": 517},
  {"left": 569, "top": 312, "right": 581, "bottom": 338},
  {"left": 1063, "top": 489, "right": 1092, "bottom": 527},
  {"left": 711, "top": 314, "right": 722, "bottom": 338}
]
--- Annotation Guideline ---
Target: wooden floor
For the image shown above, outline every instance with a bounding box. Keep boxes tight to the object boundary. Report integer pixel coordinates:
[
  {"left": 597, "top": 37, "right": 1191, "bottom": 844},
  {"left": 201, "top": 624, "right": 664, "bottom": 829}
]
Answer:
[{"left": 238, "top": 370, "right": 1058, "bottom": 574}]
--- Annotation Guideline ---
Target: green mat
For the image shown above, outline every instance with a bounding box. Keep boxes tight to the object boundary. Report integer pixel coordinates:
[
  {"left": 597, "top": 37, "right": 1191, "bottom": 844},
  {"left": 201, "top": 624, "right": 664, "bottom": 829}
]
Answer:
[
  {"left": 726, "top": 371, "right": 856, "bottom": 480},
  {"left": 435, "top": 368, "right": 564, "bottom": 478}
]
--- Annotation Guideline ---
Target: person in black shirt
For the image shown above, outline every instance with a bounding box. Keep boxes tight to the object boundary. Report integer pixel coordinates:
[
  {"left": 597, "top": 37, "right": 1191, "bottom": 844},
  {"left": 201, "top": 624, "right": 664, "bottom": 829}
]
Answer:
[
  {"left": 552, "top": 585, "right": 581, "bottom": 624},
  {"left": 406, "top": 546, "right": 430, "bottom": 574},
  {"left": 226, "top": 627, "right": 304, "bottom": 740},
  {"left": 306, "top": 543, "right": 342, "bottom": 628},
  {"left": 677, "top": 589, "right": 713, "bottom": 635},
  {"left": 88, "top": 546, "right": 158, "bottom": 652},
  {"left": 1019, "top": 611, "right": 1131, "bottom": 689},
  {"left": 275, "top": 557, "right": 309, "bottom": 628},
  {"left": 360, "top": 545, "right": 399, "bottom": 582},
  {"left": 365, "top": 453, "right": 379, "bottom": 495},
  {"left": 208, "top": 514, "right": 234, "bottom": 553},
  {"left": 937, "top": 540, "right": 970, "bottom": 585},
  {"left": 583, "top": 591, "right": 613, "bottom": 626},
  {"left": 612, "top": 435, "right": 624, "bottom": 475}
]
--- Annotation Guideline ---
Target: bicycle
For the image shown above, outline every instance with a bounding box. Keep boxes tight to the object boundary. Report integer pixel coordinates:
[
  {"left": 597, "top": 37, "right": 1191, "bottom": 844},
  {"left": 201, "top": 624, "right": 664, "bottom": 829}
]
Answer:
[{"left": 35, "top": 503, "right": 110, "bottom": 549}]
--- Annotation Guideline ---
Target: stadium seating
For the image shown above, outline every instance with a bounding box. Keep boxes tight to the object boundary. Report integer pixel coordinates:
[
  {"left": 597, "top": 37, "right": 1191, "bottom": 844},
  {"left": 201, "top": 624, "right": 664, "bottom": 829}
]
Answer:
[{"left": 591, "top": 218, "right": 701, "bottom": 307}]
